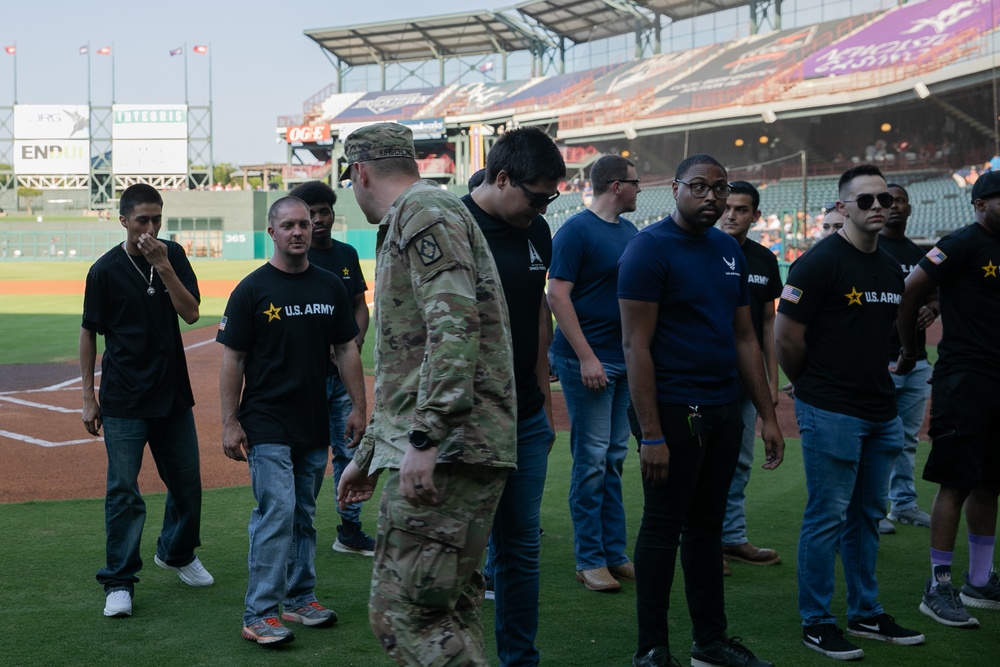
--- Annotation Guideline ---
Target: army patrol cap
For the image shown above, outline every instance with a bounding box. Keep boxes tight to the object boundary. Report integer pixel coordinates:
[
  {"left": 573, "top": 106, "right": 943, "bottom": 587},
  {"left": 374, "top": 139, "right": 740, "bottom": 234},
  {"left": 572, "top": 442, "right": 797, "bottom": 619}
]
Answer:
[{"left": 339, "top": 122, "right": 416, "bottom": 181}]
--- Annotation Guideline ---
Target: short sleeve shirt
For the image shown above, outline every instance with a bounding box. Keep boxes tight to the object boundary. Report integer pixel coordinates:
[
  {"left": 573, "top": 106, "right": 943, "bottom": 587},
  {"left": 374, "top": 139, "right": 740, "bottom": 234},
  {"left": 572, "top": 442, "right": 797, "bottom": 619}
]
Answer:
[
  {"left": 308, "top": 240, "right": 367, "bottom": 298},
  {"left": 618, "top": 216, "right": 749, "bottom": 406},
  {"left": 778, "top": 234, "right": 904, "bottom": 421},
  {"left": 878, "top": 234, "right": 928, "bottom": 361},
  {"left": 82, "top": 241, "right": 199, "bottom": 418},
  {"left": 549, "top": 209, "right": 638, "bottom": 363},
  {"left": 919, "top": 223, "right": 1000, "bottom": 377},
  {"left": 216, "top": 263, "right": 359, "bottom": 449},
  {"left": 462, "top": 194, "right": 551, "bottom": 419},
  {"left": 741, "top": 237, "right": 783, "bottom": 348}
]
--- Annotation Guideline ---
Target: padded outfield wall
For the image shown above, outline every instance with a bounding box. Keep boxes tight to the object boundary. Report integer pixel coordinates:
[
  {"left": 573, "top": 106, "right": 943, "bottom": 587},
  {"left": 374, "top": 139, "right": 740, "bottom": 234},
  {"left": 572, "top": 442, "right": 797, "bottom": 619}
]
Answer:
[{"left": 0, "top": 185, "right": 469, "bottom": 261}]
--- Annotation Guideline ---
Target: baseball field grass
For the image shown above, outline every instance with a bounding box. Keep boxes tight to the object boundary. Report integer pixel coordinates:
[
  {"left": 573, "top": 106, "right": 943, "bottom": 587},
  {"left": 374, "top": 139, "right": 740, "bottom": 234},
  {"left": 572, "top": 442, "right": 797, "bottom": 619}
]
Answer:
[
  {"left": 2, "top": 441, "right": 994, "bottom": 666},
  {"left": 1, "top": 258, "right": 994, "bottom": 665}
]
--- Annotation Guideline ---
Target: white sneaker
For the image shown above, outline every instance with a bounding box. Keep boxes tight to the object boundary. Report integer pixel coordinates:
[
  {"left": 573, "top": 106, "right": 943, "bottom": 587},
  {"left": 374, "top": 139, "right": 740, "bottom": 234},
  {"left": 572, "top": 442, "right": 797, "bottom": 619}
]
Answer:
[
  {"left": 154, "top": 554, "right": 214, "bottom": 587},
  {"left": 104, "top": 589, "right": 132, "bottom": 617}
]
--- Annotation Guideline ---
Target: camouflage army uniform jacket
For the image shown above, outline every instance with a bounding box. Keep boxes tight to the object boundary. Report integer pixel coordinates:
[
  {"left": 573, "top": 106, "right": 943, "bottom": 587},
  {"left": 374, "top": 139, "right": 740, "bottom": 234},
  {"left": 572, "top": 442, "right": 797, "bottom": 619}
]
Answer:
[{"left": 353, "top": 179, "right": 517, "bottom": 474}]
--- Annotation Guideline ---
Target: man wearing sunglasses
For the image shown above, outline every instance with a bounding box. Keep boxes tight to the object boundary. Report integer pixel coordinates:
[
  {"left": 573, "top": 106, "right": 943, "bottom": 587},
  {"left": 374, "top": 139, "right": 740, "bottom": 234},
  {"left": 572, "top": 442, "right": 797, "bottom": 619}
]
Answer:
[
  {"left": 547, "top": 155, "right": 640, "bottom": 593},
  {"left": 895, "top": 170, "right": 1000, "bottom": 628},
  {"left": 621, "top": 154, "right": 783, "bottom": 667},
  {"left": 776, "top": 165, "right": 924, "bottom": 660},
  {"left": 463, "top": 126, "right": 566, "bottom": 667}
]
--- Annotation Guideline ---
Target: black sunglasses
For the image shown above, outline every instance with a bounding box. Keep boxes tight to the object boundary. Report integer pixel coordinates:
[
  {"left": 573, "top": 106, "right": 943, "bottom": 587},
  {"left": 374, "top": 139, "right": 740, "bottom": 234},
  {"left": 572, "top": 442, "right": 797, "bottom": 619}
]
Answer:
[
  {"left": 843, "top": 192, "right": 894, "bottom": 211},
  {"left": 607, "top": 179, "right": 640, "bottom": 187},
  {"left": 513, "top": 181, "right": 560, "bottom": 209}
]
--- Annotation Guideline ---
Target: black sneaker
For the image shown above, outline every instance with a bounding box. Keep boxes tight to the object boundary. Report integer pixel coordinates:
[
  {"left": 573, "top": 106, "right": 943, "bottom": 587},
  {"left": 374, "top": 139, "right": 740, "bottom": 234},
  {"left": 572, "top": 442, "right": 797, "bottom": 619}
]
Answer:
[
  {"left": 332, "top": 523, "right": 375, "bottom": 556},
  {"left": 847, "top": 613, "right": 925, "bottom": 645},
  {"left": 691, "top": 637, "right": 774, "bottom": 667},
  {"left": 633, "top": 646, "right": 680, "bottom": 667},
  {"left": 802, "top": 623, "right": 864, "bottom": 660}
]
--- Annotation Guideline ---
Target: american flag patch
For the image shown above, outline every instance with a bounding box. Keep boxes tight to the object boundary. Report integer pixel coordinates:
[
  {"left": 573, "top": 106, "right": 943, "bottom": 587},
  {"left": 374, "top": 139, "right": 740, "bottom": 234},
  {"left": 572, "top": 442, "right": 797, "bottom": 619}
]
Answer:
[
  {"left": 218, "top": 316, "right": 228, "bottom": 331},
  {"left": 925, "top": 247, "right": 946, "bottom": 265},
  {"left": 781, "top": 285, "right": 803, "bottom": 304}
]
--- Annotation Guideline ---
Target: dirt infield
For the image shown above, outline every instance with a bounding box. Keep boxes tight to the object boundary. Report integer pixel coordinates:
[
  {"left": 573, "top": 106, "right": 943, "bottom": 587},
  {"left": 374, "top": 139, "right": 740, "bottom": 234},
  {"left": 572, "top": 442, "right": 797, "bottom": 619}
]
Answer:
[
  {"left": 2, "top": 317, "right": 940, "bottom": 505},
  {"left": 0, "top": 325, "right": 569, "bottom": 504}
]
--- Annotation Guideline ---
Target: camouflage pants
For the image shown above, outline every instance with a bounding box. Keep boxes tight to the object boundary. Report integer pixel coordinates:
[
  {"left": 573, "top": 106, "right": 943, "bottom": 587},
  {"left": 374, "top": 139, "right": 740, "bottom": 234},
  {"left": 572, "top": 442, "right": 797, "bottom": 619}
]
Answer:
[{"left": 370, "top": 463, "right": 508, "bottom": 667}]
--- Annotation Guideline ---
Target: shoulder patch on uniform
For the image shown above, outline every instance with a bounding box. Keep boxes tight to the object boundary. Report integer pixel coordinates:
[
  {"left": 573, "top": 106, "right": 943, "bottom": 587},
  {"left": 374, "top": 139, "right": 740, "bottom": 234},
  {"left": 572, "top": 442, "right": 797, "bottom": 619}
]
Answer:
[{"left": 415, "top": 232, "right": 443, "bottom": 266}]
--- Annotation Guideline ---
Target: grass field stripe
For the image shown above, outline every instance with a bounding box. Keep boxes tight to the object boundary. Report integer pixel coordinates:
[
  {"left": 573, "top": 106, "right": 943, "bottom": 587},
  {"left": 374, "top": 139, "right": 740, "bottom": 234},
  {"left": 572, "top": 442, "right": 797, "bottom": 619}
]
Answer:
[
  {"left": 0, "top": 429, "right": 99, "bottom": 447},
  {"left": 0, "top": 396, "right": 80, "bottom": 413}
]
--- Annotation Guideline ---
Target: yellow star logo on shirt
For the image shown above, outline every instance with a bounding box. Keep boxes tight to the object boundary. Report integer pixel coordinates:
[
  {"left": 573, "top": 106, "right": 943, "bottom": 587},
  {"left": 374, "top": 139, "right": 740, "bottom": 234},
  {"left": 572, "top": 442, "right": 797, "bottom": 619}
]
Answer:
[
  {"left": 263, "top": 303, "right": 282, "bottom": 322},
  {"left": 342, "top": 267, "right": 350, "bottom": 276},
  {"left": 983, "top": 260, "right": 998, "bottom": 278},
  {"left": 845, "top": 287, "right": 863, "bottom": 306}
]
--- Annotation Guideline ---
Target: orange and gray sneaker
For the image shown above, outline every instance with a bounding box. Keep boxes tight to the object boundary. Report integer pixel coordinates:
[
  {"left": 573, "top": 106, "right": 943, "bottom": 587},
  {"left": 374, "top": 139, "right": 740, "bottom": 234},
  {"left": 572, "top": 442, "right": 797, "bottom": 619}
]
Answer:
[
  {"left": 242, "top": 616, "right": 295, "bottom": 645},
  {"left": 281, "top": 601, "right": 338, "bottom": 627}
]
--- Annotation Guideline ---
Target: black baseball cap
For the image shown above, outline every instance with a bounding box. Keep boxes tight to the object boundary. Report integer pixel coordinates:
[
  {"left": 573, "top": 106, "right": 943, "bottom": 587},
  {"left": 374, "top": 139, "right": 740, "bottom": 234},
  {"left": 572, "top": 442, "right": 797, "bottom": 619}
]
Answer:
[{"left": 971, "top": 170, "right": 1000, "bottom": 203}]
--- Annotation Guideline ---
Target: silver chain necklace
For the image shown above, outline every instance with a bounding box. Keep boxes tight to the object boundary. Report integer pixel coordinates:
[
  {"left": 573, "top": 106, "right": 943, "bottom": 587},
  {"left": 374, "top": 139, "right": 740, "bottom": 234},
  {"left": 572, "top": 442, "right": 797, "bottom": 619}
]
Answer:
[{"left": 121, "top": 242, "right": 156, "bottom": 296}]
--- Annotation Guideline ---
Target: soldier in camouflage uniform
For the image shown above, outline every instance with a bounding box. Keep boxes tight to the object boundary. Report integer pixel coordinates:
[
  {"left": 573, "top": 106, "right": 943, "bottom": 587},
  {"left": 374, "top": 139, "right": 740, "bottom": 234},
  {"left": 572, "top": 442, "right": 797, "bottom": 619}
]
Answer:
[{"left": 337, "top": 122, "right": 517, "bottom": 667}]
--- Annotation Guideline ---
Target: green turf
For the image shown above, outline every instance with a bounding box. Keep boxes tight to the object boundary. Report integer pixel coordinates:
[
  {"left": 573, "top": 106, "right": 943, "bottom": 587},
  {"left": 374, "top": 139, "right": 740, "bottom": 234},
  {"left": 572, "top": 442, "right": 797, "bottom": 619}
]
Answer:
[
  {"left": 2, "top": 439, "right": 994, "bottom": 666},
  {"left": 0, "top": 260, "right": 376, "bottom": 369}
]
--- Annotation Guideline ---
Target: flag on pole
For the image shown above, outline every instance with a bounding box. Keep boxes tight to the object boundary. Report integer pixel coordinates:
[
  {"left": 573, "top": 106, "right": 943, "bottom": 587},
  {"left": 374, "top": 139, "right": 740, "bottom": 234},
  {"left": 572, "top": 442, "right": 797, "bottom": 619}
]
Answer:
[
  {"left": 97, "top": 46, "right": 111, "bottom": 55},
  {"left": 169, "top": 47, "right": 183, "bottom": 56},
  {"left": 79, "top": 46, "right": 88, "bottom": 55},
  {"left": 3, "top": 46, "right": 15, "bottom": 55},
  {"left": 477, "top": 61, "right": 494, "bottom": 73},
  {"left": 193, "top": 45, "right": 208, "bottom": 54}
]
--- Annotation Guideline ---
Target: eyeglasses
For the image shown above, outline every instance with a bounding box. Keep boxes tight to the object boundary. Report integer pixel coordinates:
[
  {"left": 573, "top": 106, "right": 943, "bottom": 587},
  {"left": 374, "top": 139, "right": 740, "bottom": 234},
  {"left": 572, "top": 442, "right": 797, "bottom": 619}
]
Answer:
[
  {"left": 843, "top": 192, "right": 894, "bottom": 211},
  {"left": 607, "top": 179, "right": 641, "bottom": 187},
  {"left": 676, "top": 179, "right": 731, "bottom": 199},
  {"left": 512, "top": 180, "right": 560, "bottom": 209}
]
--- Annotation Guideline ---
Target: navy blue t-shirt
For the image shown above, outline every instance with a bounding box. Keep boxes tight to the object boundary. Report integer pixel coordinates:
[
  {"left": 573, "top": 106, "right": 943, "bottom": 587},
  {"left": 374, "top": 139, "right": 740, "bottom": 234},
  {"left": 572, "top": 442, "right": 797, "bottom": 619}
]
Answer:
[
  {"left": 618, "top": 216, "right": 749, "bottom": 406},
  {"left": 549, "top": 209, "right": 638, "bottom": 363}
]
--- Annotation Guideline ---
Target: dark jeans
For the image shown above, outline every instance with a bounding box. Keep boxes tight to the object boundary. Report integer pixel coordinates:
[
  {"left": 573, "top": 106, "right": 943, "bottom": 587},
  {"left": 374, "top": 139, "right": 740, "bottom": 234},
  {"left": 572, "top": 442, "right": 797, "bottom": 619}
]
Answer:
[
  {"left": 97, "top": 408, "right": 203, "bottom": 594},
  {"left": 635, "top": 401, "right": 742, "bottom": 655}
]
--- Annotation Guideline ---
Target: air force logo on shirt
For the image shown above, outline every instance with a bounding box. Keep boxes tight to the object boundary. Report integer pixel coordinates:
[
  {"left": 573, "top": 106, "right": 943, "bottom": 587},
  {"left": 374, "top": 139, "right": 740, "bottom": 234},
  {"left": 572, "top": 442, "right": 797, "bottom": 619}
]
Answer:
[
  {"left": 724, "top": 256, "right": 740, "bottom": 277},
  {"left": 528, "top": 240, "right": 547, "bottom": 272}
]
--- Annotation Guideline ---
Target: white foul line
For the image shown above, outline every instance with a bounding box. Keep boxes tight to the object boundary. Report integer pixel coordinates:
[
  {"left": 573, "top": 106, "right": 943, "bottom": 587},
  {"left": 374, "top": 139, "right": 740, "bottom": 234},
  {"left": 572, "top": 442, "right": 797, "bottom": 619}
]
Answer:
[
  {"left": 0, "top": 429, "right": 99, "bottom": 448},
  {"left": 0, "top": 395, "right": 80, "bottom": 413}
]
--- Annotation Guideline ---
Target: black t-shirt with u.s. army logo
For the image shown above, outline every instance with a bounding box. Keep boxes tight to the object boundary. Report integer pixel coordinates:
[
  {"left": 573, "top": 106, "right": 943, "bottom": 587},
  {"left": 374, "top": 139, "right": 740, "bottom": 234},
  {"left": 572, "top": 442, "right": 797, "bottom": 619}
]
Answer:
[
  {"left": 778, "top": 233, "right": 904, "bottom": 421},
  {"left": 920, "top": 222, "right": 1000, "bottom": 377}
]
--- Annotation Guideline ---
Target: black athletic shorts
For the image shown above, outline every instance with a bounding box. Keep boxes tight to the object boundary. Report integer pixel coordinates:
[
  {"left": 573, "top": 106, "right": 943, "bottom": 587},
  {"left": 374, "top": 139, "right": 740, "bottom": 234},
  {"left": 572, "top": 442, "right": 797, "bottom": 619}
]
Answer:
[{"left": 923, "top": 371, "right": 1000, "bottom": 490}]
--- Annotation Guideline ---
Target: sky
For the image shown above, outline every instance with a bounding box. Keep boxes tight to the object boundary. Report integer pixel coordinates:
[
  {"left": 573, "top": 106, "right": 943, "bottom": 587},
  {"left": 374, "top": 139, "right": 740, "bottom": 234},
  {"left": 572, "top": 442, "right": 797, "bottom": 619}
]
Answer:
[{"left": 0, "top": 1, "right": 480, "bottom": 165}]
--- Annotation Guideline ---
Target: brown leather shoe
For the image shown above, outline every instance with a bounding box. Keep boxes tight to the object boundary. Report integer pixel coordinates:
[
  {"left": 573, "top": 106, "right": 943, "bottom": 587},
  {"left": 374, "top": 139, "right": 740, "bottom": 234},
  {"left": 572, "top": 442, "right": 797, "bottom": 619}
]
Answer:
[
  {"left": 576, "top": 567, "right": 621, "bottom": 592},
  {"left": 722, "top": 559, "right": 732, "bottom": 577},
  {"left": 722, "top": 542, "right": 780, "bottom": 566},
  {"left": 608, "top": 562, "right": 635, "bottom": 580}
]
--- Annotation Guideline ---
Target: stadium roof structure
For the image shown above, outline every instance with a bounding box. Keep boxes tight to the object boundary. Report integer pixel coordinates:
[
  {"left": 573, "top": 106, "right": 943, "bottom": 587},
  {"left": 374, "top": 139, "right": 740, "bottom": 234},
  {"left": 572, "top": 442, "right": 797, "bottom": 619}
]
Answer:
[
  {"left": 304, "top": 11, "right": 548, "bottom": 68},
  {"left": 514, "top": 0, "right": 761, "bottom": 43}
]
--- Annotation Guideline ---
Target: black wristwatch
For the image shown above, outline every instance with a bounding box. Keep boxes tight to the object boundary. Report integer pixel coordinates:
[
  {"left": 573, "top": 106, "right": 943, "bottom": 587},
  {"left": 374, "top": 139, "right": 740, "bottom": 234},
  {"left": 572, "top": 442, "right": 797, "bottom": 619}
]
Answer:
[{"left": 408, "top": 430, "right": 437, "bottom": 451}]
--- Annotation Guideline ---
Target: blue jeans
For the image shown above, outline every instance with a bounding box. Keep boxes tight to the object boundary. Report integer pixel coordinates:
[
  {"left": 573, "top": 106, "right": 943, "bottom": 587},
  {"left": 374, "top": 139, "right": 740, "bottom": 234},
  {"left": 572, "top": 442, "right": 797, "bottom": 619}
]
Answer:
[
  {"left": 489, "top": 407, "right": 552, "bottom": 667},
  {"left": 888, "top": 360, "right": 932, "bottom": 513},
  {"left": 244, "top": 444, "right": 327, "bottom": 624},
  {"left": 795, "top": 399, "right": 903, "bottom": 626},
  {"left": 327, "top": 372, "right": 361, "bottom": 527},
  {"left": 722, "top": 393, "right": 756, "bottom": 546},
  {"left": 97, "top": 408, "right": 203, "bottom": 594},
  {"left": 550, "top": 353, "right": 631, "bottom": 570}
]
